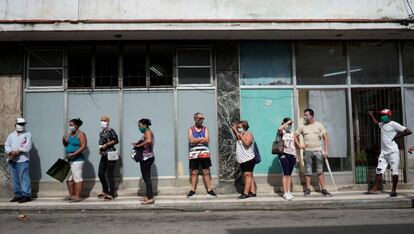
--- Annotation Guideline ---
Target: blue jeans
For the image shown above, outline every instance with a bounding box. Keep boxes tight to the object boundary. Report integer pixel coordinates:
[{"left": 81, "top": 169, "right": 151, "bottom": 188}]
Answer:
[{"left": 8, "top": 161, "right": 32, "bottom": 198}]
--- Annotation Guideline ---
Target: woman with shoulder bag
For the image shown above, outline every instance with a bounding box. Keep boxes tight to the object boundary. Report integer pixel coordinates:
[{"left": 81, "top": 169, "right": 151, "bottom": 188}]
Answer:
[
  {"left": 232, "top": 120, "right": 257, "bottom": 199},
  {"left": 97, "top": 115, "right": 119, "bottom": 201},
  {"left": 278, "top": 117, "right": 299, "bottom": 201},
  {"left": 131, "top": 118, "right": 155, "bottom": 205}
]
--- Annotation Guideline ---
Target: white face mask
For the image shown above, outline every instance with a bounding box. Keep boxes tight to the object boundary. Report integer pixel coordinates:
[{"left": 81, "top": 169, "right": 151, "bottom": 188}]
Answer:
[
  {"left": 69, "top": 126, "right": 76, "bottom": 132},
  {"left": 237, "top": 128, "right": 244, "bottom": 133},
  {"left": 100, "top": 121, "right": 108, "bottom": 129},
  {"left": 16, "top": 124, "right": 25, "bottom": 132}
]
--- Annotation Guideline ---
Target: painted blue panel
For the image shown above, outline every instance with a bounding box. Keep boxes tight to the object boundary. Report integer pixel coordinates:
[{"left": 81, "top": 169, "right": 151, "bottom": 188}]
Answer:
[
  {"left": 241, "top": 89, "right": 293, "bottom": 174},
  {"left": 25, "top": 92, "right": 65, "bottom": 181},
  {"left": 240, "top": 41, "right": 292, "bottom": 85},
  {"left": 122, "top": 91, "right": 175, "bottom": 177},
  {"left": 177, "top": 90, "right": 218, "bottom": 176},
  {"left": 68, "top": 92, "right": 120, "bottom": 179}
]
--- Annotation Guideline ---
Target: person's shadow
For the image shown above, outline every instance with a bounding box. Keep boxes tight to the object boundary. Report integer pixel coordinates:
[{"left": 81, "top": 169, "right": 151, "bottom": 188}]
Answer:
[
  {"left": 114, "top": 154, "right": 123, "bottom": 198},
  {"left": 137, "top": 161, "right": 158, "bottom": 197},
  {"left": 267, "top": 156, "right": 284, "bottom": 196},
  {"left": 29, "top": 144, "right": 41, "bottom": 199},
  {"left": 80, "top": 147, "right": 96, "bottom": 198}
]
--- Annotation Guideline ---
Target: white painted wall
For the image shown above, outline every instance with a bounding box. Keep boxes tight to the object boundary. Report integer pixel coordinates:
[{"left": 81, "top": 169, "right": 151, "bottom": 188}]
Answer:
[{"left": 0, "top": 0, "right": 411, "bottom": 21}]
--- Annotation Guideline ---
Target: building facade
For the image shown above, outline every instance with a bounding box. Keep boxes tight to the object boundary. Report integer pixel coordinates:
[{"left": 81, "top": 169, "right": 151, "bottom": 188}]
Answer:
[{"left": 1, "top": 0, "right": 414, "bottom": 193}]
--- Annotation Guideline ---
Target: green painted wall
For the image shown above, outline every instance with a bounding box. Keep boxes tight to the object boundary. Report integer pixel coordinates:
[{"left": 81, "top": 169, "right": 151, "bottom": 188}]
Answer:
[{"left": 240, "top": 89, "right": 293, "bottom": 174}]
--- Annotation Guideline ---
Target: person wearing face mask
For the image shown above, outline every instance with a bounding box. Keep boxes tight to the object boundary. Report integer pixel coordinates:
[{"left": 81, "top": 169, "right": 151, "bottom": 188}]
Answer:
[
  {"left": 97, "top": 115, "right": 119, "bottom": 201},
  {"left": 131, "top": 118, "right": 155, "bottom": 204},
  {"left": 367, "top": 109, "right": 412, "bottom": 197},
  {"left": 277, "top": 117, "right": 299, "bottom": 201},
  {"left": 186, "top": 112, "right": 217, "bottom": 198},
  {"left": 294, "top": 108, "right": 332, "bottom": 197},
  {"left": 232, "top": 120, "right": 257, "bottom": 199},
  {"left": 4, "top": 118, "right": 33, "bottom": 203},
  {"left": 62, "top": 118, "right": 87, "bottom": 202}
]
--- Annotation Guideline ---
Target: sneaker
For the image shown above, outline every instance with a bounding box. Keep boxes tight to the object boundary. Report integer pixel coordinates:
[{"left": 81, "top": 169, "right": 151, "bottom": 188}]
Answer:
[
  {"left": 18, "top": 197, "right": 32, "bottom": 203},
  {"left": 283, "top": 193, "right": 292, "bottom": 201},
  {"left": 288, "top": 192, "right": 295, "bottom": 200},
  {"left": 248, "top": 192, "right": 257, "bottom": 197},
  {"left": 186, "top": 190, "right": 196, "bottom": 198},
  {"left": 9, "top": 196, "right": 21, "bottom": 202},
  {"left": 321, "top": 189, "right": 333, "bottom": 197},
  {"left": 207, "top": 190, "right": 217, "bottom": 197},
  {"left": 238, "top": 193, "right": 249, "bottom": 199},
  {"left": 304, "top": 188, "right": 311, "bottom": 197},
  {"left": 390, "top": 191, "right": 397, "bottom": 197}
]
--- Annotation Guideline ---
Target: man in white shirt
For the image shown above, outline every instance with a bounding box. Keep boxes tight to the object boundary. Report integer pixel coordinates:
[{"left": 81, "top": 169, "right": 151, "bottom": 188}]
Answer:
[
  {"left": 4, "top": 118, "right": 33, "bottom": 203},
  {"left": 367, "top": 109, "right": 412, "bottom": 197}
]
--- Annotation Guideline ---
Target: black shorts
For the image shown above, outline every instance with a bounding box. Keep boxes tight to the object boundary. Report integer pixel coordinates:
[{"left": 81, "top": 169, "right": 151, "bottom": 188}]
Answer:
[
  {"left": 240, "top": 158, "right": 255, "bottom": 172},
  {"left": 189, "top": 158, "right": 212, "bottom": 170}
]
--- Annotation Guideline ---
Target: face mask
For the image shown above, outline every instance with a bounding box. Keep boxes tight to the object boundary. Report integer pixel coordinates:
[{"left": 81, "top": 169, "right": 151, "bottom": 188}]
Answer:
[
  {"left": 69, "top": 126, "right": 76, "bottom": 132},
  {"left": 100, "top": 121, "right": 108, "bottom": 129},
  {"left": 237, "top": 128, "right": 244, "bottom": 133},
  {"left": 304, "top": 115, "right": 312, "bottom": 123},
  {"left": 16, "top": 124, "right": 25, "bottom": 132},
  {"left": 139, "top": 127, "right": 147, "bottom": 133},
  {"left": 380, "top": 115, "right": 391, "bottom": 123}
]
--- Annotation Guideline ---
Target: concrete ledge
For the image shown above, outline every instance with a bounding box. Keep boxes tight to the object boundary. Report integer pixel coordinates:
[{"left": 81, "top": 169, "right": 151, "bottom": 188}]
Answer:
[{"left": 1, "top": 191, "right": 413, "bottom": 213}]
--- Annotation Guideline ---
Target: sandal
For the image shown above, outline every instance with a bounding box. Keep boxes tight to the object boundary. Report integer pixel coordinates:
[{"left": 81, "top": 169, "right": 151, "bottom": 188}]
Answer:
[
  {"left": 97, "top": 193, "right": 107, "bottom": 199},
  {"left": 141, "top": 199, "right": 154, "bottom": 205},
  {"left": 104, "top": 195, "right": 113, "bottom": 201},
  {"left": 69, "top": 197, "right": 82, "bottom": 203},
  {"left": 63, "top": 196, "right": 72, "bottom": 201}
]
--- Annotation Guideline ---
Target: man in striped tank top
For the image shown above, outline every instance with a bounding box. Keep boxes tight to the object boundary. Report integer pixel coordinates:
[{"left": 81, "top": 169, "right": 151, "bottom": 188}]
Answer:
[{"left": 186, "top": 112, "right": 217, "bottom": 198}]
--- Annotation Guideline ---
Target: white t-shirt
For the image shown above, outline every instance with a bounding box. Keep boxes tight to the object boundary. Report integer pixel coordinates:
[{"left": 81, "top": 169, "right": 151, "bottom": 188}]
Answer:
[
  {"left": 379, "top": 121, "right": 406, "bottom": 154},
  {"left": 282, "top": 130, "right": 296, "bottom": 156}
]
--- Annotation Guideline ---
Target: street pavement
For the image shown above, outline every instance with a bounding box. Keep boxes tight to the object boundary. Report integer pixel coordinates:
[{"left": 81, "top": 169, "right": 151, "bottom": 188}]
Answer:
[{"left": 0, "top": 208, "right": 413, "bottom": 234}]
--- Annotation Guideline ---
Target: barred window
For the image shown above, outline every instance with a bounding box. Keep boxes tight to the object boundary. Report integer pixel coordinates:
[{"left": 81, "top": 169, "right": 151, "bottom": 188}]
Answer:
[
  {"left": 123, "top": 45, "right": 146, "bottom": 87},
  {"left": 149, "top": 45, "right": 173, "bottom": 86},
  {"left": 68, "top": 45, "right": 92, "bottom": 88},
  {"left": 95, "top": 45, "right": 119, "bottom": 88},
  {"left": 177, "top": 48, "right": 212, "bottom": 85},
  {"left": 27, "top": 50, "right": 64, "bottom": 87}
]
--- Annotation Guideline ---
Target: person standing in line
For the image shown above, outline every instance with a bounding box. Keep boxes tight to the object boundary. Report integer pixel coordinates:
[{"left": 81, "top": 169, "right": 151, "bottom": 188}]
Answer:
[
  {"left": 132, "top": 118, "right": 155, "bottom": 205},
  {"left": 5, "top": 118, "right": 33, "bottom": 203},
  {"left": 62, "top": 118, "right": 87, "bottom": 203},
  {"left": 294, "top": 108, "right": 332, "bottom": 197},
  {"left": 278, "top": 117, "right": 299, "bottom": 201},
  {"left": 367, "top": 109, "right": 411, "bottom": 197},
  {"left": 186, "top": 112, "right": 217, "bottom": 198},
  {"left": 232, "top": 120, "right": 257, "bottom": 199},
  {"left": 97, "top": 115, "right": 119, "bottom": 201}
]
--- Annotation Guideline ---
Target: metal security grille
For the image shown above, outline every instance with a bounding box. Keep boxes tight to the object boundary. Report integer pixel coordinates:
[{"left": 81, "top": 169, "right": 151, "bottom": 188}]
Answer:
[{"left": 351, "top": 88, "right": 405, "bottom": 183}]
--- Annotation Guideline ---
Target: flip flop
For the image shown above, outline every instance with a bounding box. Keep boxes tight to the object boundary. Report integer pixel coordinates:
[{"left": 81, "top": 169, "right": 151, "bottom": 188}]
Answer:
[
  {"left": 69, "top": 197, "right": 82, "bottom": 203},
  {"left": 141, "top": 199, "right": 154, "bottom": 205},
  {"left": 364, "top": 191, "right": 379, "bottom": 195}
]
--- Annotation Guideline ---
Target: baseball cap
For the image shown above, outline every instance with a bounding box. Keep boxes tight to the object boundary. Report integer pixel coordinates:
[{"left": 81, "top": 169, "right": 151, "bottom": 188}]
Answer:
[
  {"left": 16, "top": 117, "right": 27, "bottom": 124},
  {"left": 379, "top": 109, "right": 392, "bottom": 116}
]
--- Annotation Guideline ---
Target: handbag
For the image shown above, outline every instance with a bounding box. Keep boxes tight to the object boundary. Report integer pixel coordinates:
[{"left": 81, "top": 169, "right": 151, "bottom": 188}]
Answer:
[
  {"left": 107, "top": 151, "right": 119, "bottom": 161},
  {"left": 46, "top": 158, "right": 71, "bottom": 183},
  {"left": 253, "top": 141, "right": 261, "bottom": 164},
  {"left": 130, "top": 139, "right": 144, "bottom": 162},
  {"left": 271, "top": 132, "right": 284, "bottom": 155}
]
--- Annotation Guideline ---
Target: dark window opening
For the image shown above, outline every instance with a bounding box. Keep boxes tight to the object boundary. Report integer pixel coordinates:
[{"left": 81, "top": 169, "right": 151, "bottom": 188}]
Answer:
[{"left": 95, "top": 45, "right": 119, "bottom": 88}]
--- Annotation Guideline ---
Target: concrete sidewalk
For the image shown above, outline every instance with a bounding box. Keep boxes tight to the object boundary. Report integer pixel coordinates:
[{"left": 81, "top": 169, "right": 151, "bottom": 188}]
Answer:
[{"left": 0, "top": 190, "right": 413, "bottom": 212}]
